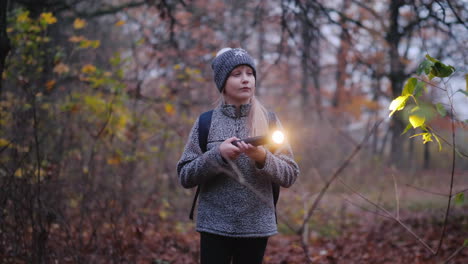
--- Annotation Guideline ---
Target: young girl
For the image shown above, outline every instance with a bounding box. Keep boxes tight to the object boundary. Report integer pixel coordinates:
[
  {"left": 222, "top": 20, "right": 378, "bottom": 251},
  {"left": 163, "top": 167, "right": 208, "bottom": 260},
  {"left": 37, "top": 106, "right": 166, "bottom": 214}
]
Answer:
[{"left": 177, "top": 48, "right": 299, "bottom": 264}]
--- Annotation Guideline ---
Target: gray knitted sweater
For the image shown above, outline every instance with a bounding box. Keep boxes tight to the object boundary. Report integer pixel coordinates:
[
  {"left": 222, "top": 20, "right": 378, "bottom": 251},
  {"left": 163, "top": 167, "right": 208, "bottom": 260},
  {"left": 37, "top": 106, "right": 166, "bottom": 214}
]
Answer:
[{"left": 177, "top": 104, "right": 299, "bottom": 237}]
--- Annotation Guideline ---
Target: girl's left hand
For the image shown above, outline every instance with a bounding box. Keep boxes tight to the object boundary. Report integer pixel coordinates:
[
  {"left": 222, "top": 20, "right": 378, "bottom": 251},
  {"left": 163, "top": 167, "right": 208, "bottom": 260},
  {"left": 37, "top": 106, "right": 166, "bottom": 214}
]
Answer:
[{"left": 237, "top": 141, "right": 266, "bottom": 165}]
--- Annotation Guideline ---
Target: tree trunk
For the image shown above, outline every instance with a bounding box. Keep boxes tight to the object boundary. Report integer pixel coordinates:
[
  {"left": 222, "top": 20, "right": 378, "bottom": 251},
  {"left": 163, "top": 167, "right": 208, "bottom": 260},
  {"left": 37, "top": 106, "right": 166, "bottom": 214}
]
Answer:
[
  {"left": 256, "top": 5, "right": 265, "bottom": 94},
  {"left": 332, "top": 0, "right": 351, "bottom": 108},
  {"left": 300, "top": 20, "right": 310, "bottom": 113},
  {"left": 0, "top": 0, "right": 11, "bottom": 96},
  {"left": 387, "top": 0, "right": 407, "bottom": 165},
  {"left": 423, "top": 142, "right": 430, "bottom": 169}
]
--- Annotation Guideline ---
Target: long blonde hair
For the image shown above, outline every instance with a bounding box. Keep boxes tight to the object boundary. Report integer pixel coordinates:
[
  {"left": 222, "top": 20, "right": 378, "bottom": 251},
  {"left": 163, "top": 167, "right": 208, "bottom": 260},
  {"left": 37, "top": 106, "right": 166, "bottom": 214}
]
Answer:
[
  {"left": 216, "top": 95, "right": 269, "bottom": 137},
  {"left": 249, "top": 96, "right": 269, "bottom": 137}
]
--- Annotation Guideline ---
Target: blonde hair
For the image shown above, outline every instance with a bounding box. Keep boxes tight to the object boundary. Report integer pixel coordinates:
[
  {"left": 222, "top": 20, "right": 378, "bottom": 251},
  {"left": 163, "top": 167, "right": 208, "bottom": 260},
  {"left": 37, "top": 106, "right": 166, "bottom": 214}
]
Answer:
[
  {"left": 249, "top": 96, "right": 269, "bottom": 137},
  {"left": 216, "top": 95, "right": 269, "bottom": 137}
]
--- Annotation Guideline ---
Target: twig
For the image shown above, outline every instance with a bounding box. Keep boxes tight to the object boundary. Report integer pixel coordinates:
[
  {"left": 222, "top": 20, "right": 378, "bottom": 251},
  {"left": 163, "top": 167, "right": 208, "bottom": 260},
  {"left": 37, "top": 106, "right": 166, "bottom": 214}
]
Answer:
[
  {"left": 343, "top": 198, "right": 394, "bottom": 220},
  {"left": 391, "top": 173, "right": 400, "bottom": 220},
  {"left": 414, "top": 76, "right": 446, "bottom": 91},
  {"left": 444, "top": 242, "right": 467, "bottom": 263},
  {"left": 337, "top": 177, "right": 436, "bottom": 254},
  {"left": 404, "top": 183, "right": 448, "bottom": 197},
  {"left": 298, "top": 120, "right": 382, "bottom": 235},
  {"left": 436, "top": 101, "right": 457, "bottom": 255}
]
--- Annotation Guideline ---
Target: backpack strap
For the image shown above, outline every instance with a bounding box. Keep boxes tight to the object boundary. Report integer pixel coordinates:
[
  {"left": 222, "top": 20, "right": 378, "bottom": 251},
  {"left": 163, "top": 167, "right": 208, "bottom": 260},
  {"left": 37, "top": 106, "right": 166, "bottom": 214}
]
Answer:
[{"left": 189, "top": 110, "right": 213, "bottom": 220}]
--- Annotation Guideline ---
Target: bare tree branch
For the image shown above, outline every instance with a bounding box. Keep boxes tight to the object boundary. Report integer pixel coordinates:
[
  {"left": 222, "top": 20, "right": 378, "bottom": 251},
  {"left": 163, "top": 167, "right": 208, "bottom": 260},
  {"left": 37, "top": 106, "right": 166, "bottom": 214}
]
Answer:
[{"left": 298, "top": 119, "right": 383, "bottom": 235}]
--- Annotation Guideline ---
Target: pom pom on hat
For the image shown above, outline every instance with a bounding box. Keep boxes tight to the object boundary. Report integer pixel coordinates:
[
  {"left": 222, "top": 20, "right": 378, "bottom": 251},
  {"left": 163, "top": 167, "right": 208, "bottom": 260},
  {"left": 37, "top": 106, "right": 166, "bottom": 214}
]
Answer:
[{"left": 211, "top": 48, "right": 256, "bottom": 92}]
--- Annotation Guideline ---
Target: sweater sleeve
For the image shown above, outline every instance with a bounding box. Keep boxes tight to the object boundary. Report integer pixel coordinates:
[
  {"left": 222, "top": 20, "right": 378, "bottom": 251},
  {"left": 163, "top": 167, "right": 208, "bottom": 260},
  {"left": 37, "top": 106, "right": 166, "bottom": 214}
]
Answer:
[
  {"left": 176, "top": 117, "right": 229, "bottom": 189},
  {"left": 256, "top": 117, "right": 300, "bottom": 188}
]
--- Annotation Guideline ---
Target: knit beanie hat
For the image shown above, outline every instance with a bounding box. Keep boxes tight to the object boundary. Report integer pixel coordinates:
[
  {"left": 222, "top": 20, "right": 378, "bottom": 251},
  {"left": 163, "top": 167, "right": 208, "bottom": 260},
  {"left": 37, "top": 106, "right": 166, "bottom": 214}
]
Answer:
[{"left": 211, "top": 48, "right": 257, "bottom": 92}]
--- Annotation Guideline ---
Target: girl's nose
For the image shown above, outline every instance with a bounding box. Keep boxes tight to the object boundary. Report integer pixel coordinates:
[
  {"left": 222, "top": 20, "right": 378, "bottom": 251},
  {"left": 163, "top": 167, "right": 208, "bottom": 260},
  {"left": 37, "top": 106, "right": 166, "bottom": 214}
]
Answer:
[{"left": 241, "top": 73, "right": 249, "bottom": 82}]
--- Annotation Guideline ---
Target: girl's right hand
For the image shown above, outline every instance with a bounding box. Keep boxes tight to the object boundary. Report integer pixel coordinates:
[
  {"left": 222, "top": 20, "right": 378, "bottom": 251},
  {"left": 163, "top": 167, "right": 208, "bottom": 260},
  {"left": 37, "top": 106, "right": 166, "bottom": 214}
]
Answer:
[{"left": 219, "top": 137, "right": 241, "bottom": 160}]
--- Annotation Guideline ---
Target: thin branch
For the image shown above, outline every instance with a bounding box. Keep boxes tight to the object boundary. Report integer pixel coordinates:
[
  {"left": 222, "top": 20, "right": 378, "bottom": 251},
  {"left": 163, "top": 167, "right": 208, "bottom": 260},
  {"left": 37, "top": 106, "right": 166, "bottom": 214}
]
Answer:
[
  {"left": 74, "top": 1, "right": 147, "bottom": 18},
  {"left": 343, "top": 198, "right": 394, "bottom": 220},
  {"left": 429, "top": 128, "right": 468, "bottom": 159},
  {"left": 391, "top": 173, "right": 400, "bottom": 220},
  {"left": 436, "top": 103, "right": 457, "bottom": 255},
  {"left": 298, "top": 119, "right": 382, "bottom": 234},
  {"left": 445, "top": 0, "right": 468, "bottom": 28},
  {"left": 404, "top": 183, "right": 448, "bottom": 197},
  {"left": 444, "top": 242, "right": 467, "bottom": 263},
  {"left": 414, "top": 76, "right": 446, "bottom": 91},
  {"left": 337, "top": 177, "right": 436, "bottom": 254}
]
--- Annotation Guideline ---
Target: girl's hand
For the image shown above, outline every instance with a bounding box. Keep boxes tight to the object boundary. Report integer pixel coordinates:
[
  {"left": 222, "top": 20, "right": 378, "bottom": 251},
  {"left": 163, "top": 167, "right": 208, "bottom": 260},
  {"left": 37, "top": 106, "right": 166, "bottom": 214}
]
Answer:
[
  {"left": 237, "top": 141, "right": 266, "bottom": 165},
  {"left": 219, "top": 137, "right": 241, "bottom": 160}
]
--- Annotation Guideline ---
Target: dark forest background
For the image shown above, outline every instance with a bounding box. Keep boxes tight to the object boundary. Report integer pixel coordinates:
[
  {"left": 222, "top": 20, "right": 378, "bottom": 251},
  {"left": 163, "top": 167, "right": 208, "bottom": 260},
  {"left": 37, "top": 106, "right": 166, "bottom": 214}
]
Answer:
[{"left": 1, "top": 0, "right": 467, "bottom": 263}]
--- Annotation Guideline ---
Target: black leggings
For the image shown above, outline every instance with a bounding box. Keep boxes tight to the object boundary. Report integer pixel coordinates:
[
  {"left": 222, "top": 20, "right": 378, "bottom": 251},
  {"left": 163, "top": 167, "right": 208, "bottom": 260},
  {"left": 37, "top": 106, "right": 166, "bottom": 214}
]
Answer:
[{"left": 200, "top": 232, "right": 269, "bottom": 264}]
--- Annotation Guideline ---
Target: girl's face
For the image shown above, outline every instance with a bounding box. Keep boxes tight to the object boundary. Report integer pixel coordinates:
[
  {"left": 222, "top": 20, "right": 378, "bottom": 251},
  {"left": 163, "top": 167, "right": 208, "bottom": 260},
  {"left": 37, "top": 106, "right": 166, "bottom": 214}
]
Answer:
[{"left": 223, "top": 65, "right": 255, "bottom": 105}]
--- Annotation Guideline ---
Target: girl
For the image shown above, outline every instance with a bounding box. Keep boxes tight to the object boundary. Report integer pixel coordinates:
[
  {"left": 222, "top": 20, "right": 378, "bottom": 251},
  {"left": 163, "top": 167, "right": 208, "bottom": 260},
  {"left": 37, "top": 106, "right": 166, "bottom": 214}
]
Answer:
[{"left": 177, "top": 48, "right": 299, "bottom": 264}]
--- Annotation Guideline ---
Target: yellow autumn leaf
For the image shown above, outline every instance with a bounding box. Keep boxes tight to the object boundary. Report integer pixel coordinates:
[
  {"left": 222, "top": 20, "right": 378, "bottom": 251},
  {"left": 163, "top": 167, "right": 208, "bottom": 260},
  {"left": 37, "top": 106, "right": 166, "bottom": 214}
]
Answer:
[
  {"left": 0, "top": 138, "right": 10, "bottom": 147},
  {"left": 53, "top": 63, "right": 70, "bottom": 75},
  {"left": 107, "top": 156, "right": 121, "bottom": 165},
  {"left": 409, "top": 115, "right": 425, "bottom": 128},
  {"left": 81, "top": 64, "right": 96, "bottom": 74},
  {"left": 411, "top": 132, "right": 433, "bottom": 144},
  {"left": 40, "top": 12, "right": 57, "bottom": 24},
  {"left": 17, "top": 11, "right": 30, "bottom": 23},
  {"left": 73, "top": 18, "right": 86, "bottom": 29},
  {"left": 115, "top": 20, "right": 126, "bottom": 27},
  {"left": 388, "top": 95, "right": 409, "bottom": 117},
  {"left": 159, "top": 210, "right": 168, "bottom": 220},
  {"left": 15, "top": 169, "right": 23, "bottom": 178},
  {"left": 422, "top": 133, "right": 433, "bottom": 144},
  {"left": 46, "top": 80, "right": 56, "bottom": 91},
  {"left": 91, "top": 40, "right": 100, "bottom": 48},
  {"left": 465, "top": 73, "right": 468, "bottom": 92},
  {"left": 69, "top": 35, "right": 86, "bottom": 43},
  {"left": 165, "top": 103, "right": 175, "bottom": 115}
]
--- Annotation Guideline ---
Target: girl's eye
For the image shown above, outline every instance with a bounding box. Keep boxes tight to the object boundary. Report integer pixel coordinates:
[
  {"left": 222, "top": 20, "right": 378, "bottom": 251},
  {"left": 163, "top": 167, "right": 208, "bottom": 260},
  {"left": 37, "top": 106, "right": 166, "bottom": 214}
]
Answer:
[
  {"left": 247, "top": 72, "right": 253, "bottom": 75},
  {"left": 232, "top": 72, "right": 241, "bottom": 76}
]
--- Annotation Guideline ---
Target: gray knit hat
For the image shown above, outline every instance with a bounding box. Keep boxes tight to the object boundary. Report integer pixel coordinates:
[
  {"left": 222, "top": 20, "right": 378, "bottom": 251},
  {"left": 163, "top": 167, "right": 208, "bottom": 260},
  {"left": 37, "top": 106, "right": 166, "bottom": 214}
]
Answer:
[{"left": 211, "top": 48, "right": 256, "bottom": 92}]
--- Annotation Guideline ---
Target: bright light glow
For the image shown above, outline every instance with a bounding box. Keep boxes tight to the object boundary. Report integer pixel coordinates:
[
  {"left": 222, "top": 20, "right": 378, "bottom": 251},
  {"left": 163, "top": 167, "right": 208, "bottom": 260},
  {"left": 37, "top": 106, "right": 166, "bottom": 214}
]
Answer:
[{"left": 271, "top": 130, "right": 285, "bottom": 144}]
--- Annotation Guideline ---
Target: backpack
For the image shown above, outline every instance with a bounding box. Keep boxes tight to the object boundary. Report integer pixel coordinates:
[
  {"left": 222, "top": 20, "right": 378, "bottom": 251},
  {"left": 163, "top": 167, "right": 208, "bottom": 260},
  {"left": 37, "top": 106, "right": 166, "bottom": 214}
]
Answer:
[{"left": 189, "top": 110, "right": 280, "bottom": 222}]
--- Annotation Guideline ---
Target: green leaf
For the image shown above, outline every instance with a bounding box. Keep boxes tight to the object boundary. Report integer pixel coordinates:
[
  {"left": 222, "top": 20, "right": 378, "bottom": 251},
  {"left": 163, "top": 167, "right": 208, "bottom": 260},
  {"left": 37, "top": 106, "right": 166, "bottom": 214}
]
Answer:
[
  {"left": 401, "top": 123, "right": 412, "bottom": 135},
  {"left": 430, "top": 61, "right": 455, "bottom": 78},
  {"left": 414, "top": 81, "right": 425, "bottom": 98},
  {"left": 425, "top": 54, "right": 438, "bottom": 63},
  {"left": 435, "top": 103, "right": 447, "bottom": 117},
  {"left": 465, "top": 74, "right": 468, "bottom": 92},
  {"left": 417, "top": 59, "right": 433, "bottom": 75},
  {"left": 409, "top": 114, "right": 425, "bottom": 129},
  {"left": 454, "top": 192, "right": 464, "bottom": 205},
  {"left": 464, "top": 239, "right": 468, "bottom": 247},
  {"left": 389, "top": 95, "right": 410, "bottom": 117},
  {"left": 402, "top": 77, "right": 417, "bottom": 96}
]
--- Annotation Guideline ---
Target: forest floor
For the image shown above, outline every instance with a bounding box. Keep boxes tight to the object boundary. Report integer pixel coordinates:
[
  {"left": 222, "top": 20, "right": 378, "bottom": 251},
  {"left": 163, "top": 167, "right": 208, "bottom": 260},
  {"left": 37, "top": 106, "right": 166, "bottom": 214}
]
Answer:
[{"left": 152, "top": 208, "right": 468, "bottom": 264}]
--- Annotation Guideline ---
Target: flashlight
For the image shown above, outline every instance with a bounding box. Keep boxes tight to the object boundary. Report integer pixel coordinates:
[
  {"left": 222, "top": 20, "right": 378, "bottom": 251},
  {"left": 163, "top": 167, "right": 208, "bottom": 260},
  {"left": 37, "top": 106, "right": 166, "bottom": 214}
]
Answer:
[{"left": 232, "top": 130, "right": 285, "bottom": 147}]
